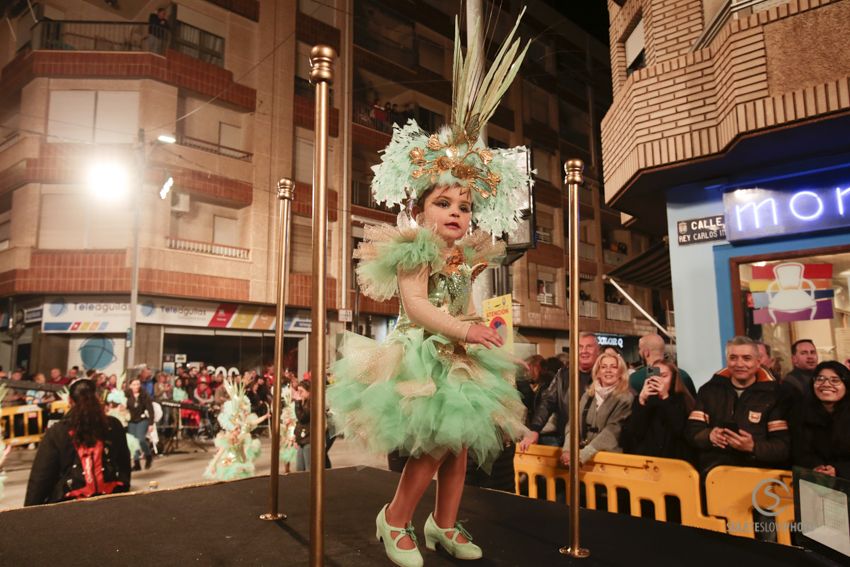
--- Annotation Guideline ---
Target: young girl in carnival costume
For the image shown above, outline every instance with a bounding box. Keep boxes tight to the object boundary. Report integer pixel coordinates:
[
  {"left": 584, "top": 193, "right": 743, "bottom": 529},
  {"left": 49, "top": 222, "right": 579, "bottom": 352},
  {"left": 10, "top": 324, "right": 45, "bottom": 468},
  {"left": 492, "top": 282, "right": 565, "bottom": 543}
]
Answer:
[{"left": 327, "top": 11, "right": 531, "bottom": 566}]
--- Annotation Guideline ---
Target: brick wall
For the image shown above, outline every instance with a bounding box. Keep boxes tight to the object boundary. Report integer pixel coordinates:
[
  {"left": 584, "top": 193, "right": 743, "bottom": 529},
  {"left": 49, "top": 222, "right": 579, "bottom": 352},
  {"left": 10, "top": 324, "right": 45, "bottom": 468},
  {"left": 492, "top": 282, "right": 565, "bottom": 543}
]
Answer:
[
  {"left": 0, "top": 50, "right": 256, "bottom": 111},
  {"left": 0, "top": 250, "right": 250, "bottom": 301},
  {"left": 601, "top": 0, "right": 850, "bottom": 203},
  {"left": 292, "top": 181, "right": 338, "bottom": 222}
]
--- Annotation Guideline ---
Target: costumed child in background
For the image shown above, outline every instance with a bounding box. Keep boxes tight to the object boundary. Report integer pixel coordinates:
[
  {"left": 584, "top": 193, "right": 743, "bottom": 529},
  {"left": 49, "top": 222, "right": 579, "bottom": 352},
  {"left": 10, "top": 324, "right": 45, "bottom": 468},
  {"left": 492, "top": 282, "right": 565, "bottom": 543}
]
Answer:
[
  {"left": 326, "top": 10, "right": 531, "bottom": 567},
  {"left": 279, "top": 378, "right": 298, "bottom": 474},
  {"left": 204, "top": 379, "right": 267, "bottom": 481},
  {"left": 105, "top": 373, "right": 142, "bottom": 461}
]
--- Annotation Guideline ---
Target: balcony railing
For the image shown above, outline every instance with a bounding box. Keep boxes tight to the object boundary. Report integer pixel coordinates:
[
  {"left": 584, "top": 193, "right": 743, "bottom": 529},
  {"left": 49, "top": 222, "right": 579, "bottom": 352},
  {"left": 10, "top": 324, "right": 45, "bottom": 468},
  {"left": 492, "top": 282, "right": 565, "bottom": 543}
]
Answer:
[
  {"left": 603, "top": 249, "right": 628, "bottom": 267},
  {"left": 579, "top": 241, "right": 595, "bottom": 261},
  {"left": 30, "top": 20, "right": 170, "bottom": 54},
  {"left": 352, "top": 179, "right": 395, "bottom": 213},
  {"left": 177, "top": 134, "right": 252, "bottom": 161},
  {"left": 166, "top": 237, "right": 250, "bottom": 260},
  {"left": 606, "top": 302, "right": 633, "bottom": 322},
  {"left": 579, "top": 300, "right": 598, "bottom": 318},
  {"left": 537, "top": 293, "right": 555, "bottom": 306}
]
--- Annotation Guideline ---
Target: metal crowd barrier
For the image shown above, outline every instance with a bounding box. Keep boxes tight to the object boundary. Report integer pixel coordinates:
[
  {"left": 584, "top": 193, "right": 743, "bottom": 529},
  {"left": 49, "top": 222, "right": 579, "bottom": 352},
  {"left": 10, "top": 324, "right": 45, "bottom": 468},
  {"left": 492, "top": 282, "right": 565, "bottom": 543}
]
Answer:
[{"left": 515, "top": 445, "right": 797, "bottom": 544}]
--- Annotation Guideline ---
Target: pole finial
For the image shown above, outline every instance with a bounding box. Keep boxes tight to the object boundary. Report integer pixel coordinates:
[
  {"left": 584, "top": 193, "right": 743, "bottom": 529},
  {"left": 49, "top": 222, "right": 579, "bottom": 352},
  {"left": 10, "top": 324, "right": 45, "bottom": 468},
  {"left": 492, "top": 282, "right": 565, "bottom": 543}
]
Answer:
[
  {"left": 309, "top": 45, "right": 336, "bottom": 84},
  {"left": 277, "top": 178, "right": 295, "bottom": 200},
  {"left": 564, "top": 159, "right": 584, "bottom": 185}
]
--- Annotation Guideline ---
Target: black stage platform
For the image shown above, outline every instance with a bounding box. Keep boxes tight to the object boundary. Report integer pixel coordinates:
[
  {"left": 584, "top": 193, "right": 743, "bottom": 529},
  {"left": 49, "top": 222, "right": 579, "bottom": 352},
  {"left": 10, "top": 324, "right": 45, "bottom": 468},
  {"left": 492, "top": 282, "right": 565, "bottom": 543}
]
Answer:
[{"left": 0, "top": 467, "right": 838, "bottom": 566}]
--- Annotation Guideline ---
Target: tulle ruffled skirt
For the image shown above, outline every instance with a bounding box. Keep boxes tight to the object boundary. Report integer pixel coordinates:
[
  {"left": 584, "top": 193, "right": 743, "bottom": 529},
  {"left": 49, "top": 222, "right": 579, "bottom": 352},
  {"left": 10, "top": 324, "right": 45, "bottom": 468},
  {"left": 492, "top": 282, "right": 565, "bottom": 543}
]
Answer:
[{"left": 327, "top": 329, "right": 526, "bottom": 469}]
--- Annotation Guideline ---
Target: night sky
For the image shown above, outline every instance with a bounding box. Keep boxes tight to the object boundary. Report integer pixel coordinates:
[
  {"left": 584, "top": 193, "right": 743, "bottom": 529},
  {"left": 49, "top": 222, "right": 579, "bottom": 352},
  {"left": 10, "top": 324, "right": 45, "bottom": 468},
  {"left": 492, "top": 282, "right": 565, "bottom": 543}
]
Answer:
[{"left": 545, "top": 0, "right": 610, "bottom": 44}]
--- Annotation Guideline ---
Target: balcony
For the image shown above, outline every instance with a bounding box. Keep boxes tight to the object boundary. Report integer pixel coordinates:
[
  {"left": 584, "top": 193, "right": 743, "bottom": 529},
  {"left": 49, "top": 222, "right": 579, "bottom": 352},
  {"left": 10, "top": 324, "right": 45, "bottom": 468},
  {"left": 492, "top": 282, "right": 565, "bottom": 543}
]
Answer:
[
  {"left": 579, "top": 241, "right": 596, "bottom": 261},
  {"left": 177, "top": 134, "right": 251, "bottom": 162},
  {"left": 606, "top": 302, "right": 632, "bottom": 322},
  {"left": 166, "top": 237, "right": 250, "bottom": 260},
  {"left": 579, "top": 300, "right": 598, "bottom": 318},
  {"left": 352, "top": 179, "right": 394, "bottom": 213},
  {"left": 353, "top": 100, "right": 394, "bottom": 135},
  {"left": 603, "top": 249, "right": 628, "bottom": 267},
  {"left": 29, "top": 20, "right": 167, "bottom": 54}
]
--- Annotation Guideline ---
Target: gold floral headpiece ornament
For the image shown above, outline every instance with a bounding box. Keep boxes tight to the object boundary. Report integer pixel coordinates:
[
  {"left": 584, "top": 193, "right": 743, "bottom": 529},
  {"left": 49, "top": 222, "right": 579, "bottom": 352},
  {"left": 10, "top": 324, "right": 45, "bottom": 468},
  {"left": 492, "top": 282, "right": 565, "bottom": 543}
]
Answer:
[{"left": 370, "top": 7, "right": 533, "bottom": 236}]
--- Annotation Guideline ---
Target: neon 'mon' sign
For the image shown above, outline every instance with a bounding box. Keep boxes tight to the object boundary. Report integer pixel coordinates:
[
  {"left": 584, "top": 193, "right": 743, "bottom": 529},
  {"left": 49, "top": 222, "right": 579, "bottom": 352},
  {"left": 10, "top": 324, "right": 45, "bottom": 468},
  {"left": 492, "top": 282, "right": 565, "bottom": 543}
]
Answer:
[{"left": 723, "top": 185, "right": 850, "bottom": 242}]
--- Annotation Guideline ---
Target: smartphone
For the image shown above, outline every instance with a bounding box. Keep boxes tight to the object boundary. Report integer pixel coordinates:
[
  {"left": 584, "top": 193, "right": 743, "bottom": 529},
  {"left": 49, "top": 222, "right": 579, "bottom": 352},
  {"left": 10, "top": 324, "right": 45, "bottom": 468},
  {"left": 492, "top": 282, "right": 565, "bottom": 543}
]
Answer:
[
  {"left": 646, "top": 366, "right": 661, "bottom": 378},
  {"left": 717, "top": 421, "right": 739, "bottom": 433}
]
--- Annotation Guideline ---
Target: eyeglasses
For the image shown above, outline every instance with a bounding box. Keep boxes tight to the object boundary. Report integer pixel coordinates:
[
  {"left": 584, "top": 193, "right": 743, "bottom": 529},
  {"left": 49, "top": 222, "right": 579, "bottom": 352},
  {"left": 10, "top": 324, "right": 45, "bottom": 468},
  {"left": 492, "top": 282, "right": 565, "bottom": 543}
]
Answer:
[{"left": 814, "top": 375, "right": 844, "bottom": 386}]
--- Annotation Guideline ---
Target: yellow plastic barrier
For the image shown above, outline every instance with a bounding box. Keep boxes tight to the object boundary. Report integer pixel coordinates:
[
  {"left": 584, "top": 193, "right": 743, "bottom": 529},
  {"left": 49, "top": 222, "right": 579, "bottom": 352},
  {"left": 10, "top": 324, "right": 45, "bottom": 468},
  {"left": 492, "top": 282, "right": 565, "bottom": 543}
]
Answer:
[
  {"left": 50, "top": 400, "right": 69, "bottom": 415},
  {"left": 514, "top": 445, "right": 727, "bottom": 533},
  {"left": 705, "top": 466, "right": 795, "bottom": 545},
  {"left": 1, "top": 404, "right": 45, "bottom": 446}
]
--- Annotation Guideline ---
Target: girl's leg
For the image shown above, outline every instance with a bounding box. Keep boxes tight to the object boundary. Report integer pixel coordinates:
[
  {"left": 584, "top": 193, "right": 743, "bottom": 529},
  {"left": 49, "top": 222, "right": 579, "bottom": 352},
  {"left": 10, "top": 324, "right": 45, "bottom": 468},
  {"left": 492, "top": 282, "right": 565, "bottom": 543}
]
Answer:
[
  {"left": 385, "top": 452, "right": 445, "bottom": 550},
  {"left": 434, "top": 448, "right": 469, "bottom": 543}
]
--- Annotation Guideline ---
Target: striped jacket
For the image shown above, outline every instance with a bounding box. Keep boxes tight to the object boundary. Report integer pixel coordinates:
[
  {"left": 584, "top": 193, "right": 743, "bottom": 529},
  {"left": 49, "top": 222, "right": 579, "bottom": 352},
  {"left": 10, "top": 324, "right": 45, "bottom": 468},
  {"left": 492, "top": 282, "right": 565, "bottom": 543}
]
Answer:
[{"left": 687, "top": 367, "right": 789, "bottom": 474}]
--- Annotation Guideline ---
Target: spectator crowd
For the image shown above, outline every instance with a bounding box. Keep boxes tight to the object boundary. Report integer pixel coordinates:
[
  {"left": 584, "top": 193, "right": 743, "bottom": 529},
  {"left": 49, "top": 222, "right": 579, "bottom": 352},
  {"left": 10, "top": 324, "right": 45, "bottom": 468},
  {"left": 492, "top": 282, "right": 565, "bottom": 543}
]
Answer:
[
  {"left": 518, "top": 333, "right": 850, "bottom": 482},
  {"left": 4, "top": 335, "right": 849, "bottom": 510}
]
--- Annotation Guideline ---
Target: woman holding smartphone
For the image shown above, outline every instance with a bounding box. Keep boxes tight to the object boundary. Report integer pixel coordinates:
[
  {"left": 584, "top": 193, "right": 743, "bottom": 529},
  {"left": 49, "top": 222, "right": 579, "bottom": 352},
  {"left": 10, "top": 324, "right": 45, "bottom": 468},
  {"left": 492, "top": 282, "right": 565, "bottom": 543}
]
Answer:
[{"left": 623, "top": 361, "right": 695, "bottom": 463}]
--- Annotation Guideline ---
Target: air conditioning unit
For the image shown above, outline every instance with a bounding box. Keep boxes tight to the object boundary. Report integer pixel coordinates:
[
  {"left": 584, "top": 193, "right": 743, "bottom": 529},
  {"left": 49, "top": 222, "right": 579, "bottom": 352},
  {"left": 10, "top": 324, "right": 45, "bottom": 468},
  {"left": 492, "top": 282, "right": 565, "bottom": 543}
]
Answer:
[{"left": 171, "top": 192, "right": 191, "bottom": 214}]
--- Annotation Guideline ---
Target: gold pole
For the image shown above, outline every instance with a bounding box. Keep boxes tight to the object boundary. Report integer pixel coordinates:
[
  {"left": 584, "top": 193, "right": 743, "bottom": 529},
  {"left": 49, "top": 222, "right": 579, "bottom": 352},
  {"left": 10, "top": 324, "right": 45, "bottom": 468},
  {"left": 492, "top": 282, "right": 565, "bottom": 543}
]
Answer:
[
  {"left": 309, "top": 44, "right": 334, "bottom": 567},
  {"left": 560, "top": 159, "right": 589, "bottom": 559},
  {"left": 260, "top": 178, "right": 294, "bottom": 522}
]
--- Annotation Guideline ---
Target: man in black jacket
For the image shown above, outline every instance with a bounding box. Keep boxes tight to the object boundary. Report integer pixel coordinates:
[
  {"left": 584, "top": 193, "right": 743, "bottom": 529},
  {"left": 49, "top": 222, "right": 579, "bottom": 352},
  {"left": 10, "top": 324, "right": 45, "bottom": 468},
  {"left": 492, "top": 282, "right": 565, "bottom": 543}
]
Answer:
[
  {"left": 687, "top": 336, "right": 790, "bottom": 475},
  {"left": 518, "top": 333, "right": 599, "bottom": 450}
]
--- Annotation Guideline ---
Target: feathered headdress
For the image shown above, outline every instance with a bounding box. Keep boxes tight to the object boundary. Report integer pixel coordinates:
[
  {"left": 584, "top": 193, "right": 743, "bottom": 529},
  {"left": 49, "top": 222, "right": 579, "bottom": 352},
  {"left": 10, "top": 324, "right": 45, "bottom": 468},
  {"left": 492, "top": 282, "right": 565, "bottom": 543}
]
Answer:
[{"left": 370, "top": 7, "right": 533, "bottom": 236}]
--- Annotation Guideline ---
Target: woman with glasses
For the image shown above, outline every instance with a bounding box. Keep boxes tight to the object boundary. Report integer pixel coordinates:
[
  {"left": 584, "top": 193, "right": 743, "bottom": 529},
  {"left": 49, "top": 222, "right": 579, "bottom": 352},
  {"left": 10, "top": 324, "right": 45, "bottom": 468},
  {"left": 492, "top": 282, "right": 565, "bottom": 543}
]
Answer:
[{"left": 791, "top": 360, "right": 850, "bottom": 478}]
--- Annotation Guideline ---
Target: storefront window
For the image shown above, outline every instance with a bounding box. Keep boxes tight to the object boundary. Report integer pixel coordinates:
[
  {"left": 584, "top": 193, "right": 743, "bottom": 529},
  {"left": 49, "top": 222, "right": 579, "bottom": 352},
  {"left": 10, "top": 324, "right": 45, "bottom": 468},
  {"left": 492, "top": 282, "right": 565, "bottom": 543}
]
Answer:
[{"left": 735, "top": 247, "right": 850, "bottom": 377}]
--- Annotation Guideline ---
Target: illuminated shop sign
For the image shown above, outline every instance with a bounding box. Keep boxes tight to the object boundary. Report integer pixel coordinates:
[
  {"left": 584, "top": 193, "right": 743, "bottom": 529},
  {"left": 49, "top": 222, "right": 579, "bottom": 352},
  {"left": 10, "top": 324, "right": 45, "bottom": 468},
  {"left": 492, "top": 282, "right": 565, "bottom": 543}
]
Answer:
[{"left": 723, "top": 185, "right": 850, "bottom": 242}]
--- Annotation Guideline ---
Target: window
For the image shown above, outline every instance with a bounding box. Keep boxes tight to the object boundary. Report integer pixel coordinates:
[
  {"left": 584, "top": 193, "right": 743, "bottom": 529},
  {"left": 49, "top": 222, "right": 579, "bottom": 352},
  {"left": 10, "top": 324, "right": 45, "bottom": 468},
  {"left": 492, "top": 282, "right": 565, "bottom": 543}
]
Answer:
[
  {"left": 218, "top": 123, "right": 243, "bottom": 157},
  {"left": 213, "top": 216, "right": 238, "bottom": 247},
  {"left": 537, "top": 270, "right": 556, "bottom": 306},
  {"left": 295, "top": 135, "right": 335, "bottom": 185},
  {"left": 291, "top": 221, "right": 313, "bottom": 273},
  {"left": 47, "top": 91, "right": 139, "bottom": 144},
  {"left": 736, "top": 249, "right": 850, "bottom": 378},
  {"left": 38, "top": 188, "right": 131, "bottom": 249},
  {"left": 351, "top": 236, "right": 363, "bottom": 289},
  {"left": 417, "top": 106, "right": 443, "bottom": 133},
  {"left": 536, "top": 209, "right": 554, "bottom": 244},
  {"left": 524, "top": 81, "right": 550, "bottom": 124},
  {"left": 624, "top": 18, "right": 646, "bottom": 76},
  {"left": 532, "top": 147, "right": 554, "bottom": 183},
  {"left": 0, "top": 192, "right": 11, "bottom": 251},
  {"left": 174, "top": 21, "right": 224, "bottom": 67},
  {"left": 488, "top": 137, "right": 509, "bottom": 150},
  {"left": 418, "top": 38, "right": 444, "bottom": 75}
]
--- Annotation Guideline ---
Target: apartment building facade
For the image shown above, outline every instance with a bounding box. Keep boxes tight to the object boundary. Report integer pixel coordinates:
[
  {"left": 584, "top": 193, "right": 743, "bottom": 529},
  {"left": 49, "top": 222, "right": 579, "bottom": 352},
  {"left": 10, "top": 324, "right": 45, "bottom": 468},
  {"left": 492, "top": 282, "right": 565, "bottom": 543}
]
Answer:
[
  {"left": 601, "top": 0, "right": 850, "bottom": 382},
  {"left": 0, "top": 0, "right": 659, "bottom": 376}
]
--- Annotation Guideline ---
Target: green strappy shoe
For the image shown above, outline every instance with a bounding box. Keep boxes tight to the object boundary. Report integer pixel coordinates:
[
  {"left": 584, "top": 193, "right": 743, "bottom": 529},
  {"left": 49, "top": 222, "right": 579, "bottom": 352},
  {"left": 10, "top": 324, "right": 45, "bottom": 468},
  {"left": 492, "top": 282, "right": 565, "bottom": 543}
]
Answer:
[
  {"left": 375, "top": 504, "right": 424, "bottom": 567},
  {"left": 423, "top": 513, "right": 483, "bottom": 560}
]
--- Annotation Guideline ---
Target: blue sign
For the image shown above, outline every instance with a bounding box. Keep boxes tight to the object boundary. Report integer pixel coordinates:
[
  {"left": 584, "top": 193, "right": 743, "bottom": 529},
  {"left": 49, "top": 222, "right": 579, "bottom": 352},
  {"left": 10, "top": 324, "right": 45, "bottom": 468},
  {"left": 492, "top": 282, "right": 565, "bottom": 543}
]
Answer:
[{"left": 723, "top": 184, "right": 850, "bottom": 242}]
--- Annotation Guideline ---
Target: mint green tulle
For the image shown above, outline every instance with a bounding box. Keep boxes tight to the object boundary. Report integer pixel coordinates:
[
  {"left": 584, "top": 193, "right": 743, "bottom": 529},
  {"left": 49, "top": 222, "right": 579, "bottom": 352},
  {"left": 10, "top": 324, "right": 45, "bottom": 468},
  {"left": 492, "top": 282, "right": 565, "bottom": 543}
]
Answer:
[
  {"left": 356, "top": 226, "right": 445, "bottom": 301},
  {"left": 327, "top": 330, "right": 526, "bottom": 470}
]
